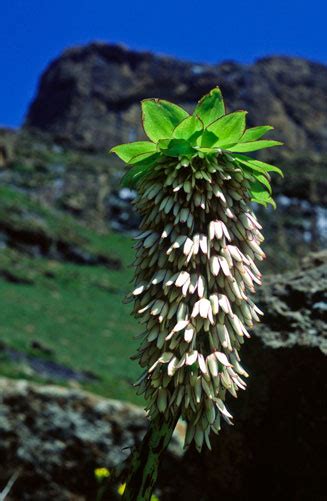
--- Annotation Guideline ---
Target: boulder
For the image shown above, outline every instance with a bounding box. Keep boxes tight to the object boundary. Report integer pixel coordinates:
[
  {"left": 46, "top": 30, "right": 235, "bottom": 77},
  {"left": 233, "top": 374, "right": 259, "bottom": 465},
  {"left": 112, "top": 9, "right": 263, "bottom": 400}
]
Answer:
[{"left": 0, "top": 379, "right": 183, "bottom": 500}]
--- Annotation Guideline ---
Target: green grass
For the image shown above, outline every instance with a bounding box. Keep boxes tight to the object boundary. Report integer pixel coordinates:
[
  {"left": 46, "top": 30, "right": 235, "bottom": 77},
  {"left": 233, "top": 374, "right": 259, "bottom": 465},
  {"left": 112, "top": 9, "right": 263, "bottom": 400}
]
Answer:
[
  {"left": 0, "top": 183, "right": 146, "bottom": 404},
  {"left": 0, "top": 236, "right": 145, "bottom": 404}
]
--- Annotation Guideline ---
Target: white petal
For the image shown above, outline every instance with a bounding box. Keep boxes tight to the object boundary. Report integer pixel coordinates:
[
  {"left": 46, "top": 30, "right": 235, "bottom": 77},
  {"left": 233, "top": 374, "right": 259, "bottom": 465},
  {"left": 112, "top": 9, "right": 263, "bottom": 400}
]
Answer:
[
  {"left": 218, "top": 294, "right": 231, "bottom": 314},
  {"left": 218, "top": 256, "right": 231, "bottom": 276},
  {"left": 189, "top": 274, "right": 198, "bottom": 294},
  {"left": 184, "top": 326, "right": 195, "bottom": 342},
  {"left": 216, "top": 399, "right": 233, "bottom": 418},
  {"left": 209, "top": 221, "right": 216, "bottom": 241},
  {"left": 216, "top": 324, "right": 229, "bottom": 349},
  {"left": 221, "top": 223, "right": 231, "bottom": 241},
  {"left": 186, "top": 350, "right": 198, "bottom": 365},
  {"left": 228, "top": 245, "right": 242, "bottom": 262},
  {"left": 215, "top": 352, "right": 232, "bottom": 366},
  {"left": 175, "top": 271, "right": 190, "bottom": 287},
  {"left": 197, "top": 275, "right": 205, "bottom": 298},
  {"left": 167, "top": 356, "right": 178, "bottom": 376},
  {"left": 229, "top": 315, "right": 244, "bottom": 337},
  {"left": 214, "top": 221, "right": 223, "bottom": 239},
  {"left": 132, "top": 284, "right": 146, "bottom": 295},
  {"left": 193, "top": 234, "right": 200, "bottom": 254},
  {"left": 199, "top": 234, "right": 208, "bottom": 254},
  {"left": 210, "top": 256, "right": 220, "bottom": 276},
  {"left": 183, "top": 237, "right": 193, "bottom": 255},
  {"left": 199, "top": 298, "right": 211, "bottom": 318},
  {"left": 173, "top": 320, "right": 189, "bottom": 332},
  {"left": 198, "top": 353, "right": 208, "bottom": 374},
  {"left": 191, "top": 301, "right": 200, "bottom": 318}
]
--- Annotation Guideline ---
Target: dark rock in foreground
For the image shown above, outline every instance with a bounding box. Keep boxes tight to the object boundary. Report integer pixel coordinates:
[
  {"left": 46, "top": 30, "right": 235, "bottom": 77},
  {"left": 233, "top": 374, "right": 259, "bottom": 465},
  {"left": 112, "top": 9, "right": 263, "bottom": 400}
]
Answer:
[
  {"left": 0, "top": 252, "right": 326, "bottom": 500},
  {"left": 0, "top": 379, "right": 183, "bottom": 500}
]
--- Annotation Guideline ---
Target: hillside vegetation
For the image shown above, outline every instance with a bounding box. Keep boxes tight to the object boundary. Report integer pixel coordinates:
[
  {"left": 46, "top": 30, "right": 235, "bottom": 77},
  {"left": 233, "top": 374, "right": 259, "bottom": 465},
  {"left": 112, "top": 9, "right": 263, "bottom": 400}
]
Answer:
[{"left": 0, "top": 184, "right": 144, "bottom": 404}]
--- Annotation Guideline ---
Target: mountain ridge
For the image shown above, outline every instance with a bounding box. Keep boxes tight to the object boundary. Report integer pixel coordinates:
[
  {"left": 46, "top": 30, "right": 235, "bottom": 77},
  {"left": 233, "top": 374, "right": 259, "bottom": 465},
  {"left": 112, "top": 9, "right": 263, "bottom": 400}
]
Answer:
[{"left": 24, "top": 42, "right": 327, "bottom": 154}]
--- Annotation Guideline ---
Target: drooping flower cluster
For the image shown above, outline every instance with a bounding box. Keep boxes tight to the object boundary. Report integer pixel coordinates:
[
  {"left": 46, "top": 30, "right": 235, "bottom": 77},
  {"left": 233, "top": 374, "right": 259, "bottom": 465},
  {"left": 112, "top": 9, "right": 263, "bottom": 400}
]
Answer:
[
  {"left": 131, "top": 154, "right": 264, "bottom": 450},
  {"left": 111, "top": 87, "right": 283, "bottom": 451}
]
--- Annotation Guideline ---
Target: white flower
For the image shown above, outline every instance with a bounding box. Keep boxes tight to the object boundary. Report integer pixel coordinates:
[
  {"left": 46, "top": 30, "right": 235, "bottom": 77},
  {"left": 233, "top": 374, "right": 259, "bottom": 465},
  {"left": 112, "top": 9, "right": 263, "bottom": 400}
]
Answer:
[{"left": 130, "top": 154, "right": 265, "bottom": 451}]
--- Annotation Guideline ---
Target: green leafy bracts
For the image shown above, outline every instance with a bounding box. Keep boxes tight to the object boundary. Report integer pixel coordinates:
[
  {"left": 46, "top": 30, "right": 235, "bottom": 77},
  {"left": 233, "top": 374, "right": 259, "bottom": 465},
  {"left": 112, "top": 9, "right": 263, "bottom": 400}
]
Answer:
[
  {"left": 110, "top": 87, "right": 283, "bottom": 207},
  {"left": 110, "top": 88, "right": 283, "bottom": 452}
]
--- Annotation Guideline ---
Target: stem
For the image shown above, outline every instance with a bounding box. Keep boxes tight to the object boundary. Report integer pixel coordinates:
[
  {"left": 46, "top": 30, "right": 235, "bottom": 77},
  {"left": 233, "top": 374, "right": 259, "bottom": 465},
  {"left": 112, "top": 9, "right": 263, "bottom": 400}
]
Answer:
[
  {"left": 0, "top": 469, "right": 20, "bottom": 501},
  {"left": 122, "top": 414, "right": 178, "bottom": 501}
]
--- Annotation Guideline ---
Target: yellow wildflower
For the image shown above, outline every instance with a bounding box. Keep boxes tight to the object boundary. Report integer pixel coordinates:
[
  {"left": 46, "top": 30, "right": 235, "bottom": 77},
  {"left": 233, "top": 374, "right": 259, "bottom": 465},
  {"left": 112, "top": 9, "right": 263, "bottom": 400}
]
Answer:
[{"left": 94, "top": 467, "right": 110, "bottom": 480}]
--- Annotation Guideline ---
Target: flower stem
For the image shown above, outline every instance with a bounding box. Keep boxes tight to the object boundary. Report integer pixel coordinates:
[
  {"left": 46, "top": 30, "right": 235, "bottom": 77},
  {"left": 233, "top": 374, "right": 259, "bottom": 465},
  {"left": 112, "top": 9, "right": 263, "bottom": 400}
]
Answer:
[{"left": 122, "top": 414, "right": 178, "bottom": 501}]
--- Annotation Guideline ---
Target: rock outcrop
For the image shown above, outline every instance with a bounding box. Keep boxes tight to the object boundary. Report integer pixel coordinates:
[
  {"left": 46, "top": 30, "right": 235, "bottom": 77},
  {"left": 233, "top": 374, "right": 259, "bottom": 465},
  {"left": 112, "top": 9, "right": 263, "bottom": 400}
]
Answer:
[
  {"left": 1, "top": 252, "right": 326, "bottom": 500},
  {"left": 0, "top": 379, "right": 184, "bottom": 500},
  {"left": 25, "top": 43, "right": 327, "bottom": 157}
]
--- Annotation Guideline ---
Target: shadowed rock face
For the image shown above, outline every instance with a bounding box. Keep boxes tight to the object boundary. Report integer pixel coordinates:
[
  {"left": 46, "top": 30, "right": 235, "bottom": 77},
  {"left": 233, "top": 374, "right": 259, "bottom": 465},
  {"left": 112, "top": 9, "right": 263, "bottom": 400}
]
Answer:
[
  {"left": 0, "top": 252, "right": 326, "bottom": 500},
  {"left": 25, "top": 43, "right": 327, "bottom": 155}
]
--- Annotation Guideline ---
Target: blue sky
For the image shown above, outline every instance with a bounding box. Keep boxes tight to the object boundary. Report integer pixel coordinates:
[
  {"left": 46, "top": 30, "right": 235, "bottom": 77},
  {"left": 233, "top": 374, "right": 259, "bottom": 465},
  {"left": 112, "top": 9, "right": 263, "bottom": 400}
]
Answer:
[{"left": 1, "top": 0, "right": 326, "bottom": 127}]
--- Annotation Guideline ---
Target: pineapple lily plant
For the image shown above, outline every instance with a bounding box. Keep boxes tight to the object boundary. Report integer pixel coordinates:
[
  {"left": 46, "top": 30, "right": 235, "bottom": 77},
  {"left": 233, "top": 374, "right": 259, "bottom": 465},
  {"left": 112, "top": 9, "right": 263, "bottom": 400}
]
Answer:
[{"left": 111, "top": 87, "right": 283, "bottom": 500}]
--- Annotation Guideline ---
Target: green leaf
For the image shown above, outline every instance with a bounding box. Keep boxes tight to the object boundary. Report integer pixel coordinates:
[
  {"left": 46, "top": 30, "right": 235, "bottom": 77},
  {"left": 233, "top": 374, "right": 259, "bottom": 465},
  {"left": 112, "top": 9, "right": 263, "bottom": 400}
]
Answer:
[
  {"left": 250, "top": 180, "right": 276, "bottom": 208},
  {"left": 250, "top": 180, "right": 272, "bottom": 198},
  {"left": 121, "top": 163, "right": 152, "bottom": 188},
  {"left": 244, "top": 168, "right": 272, "bottom": 194},
  {"left": 240, "top": 126, "right": 274, "bottom": 143},
  {"left": 257, "top": 174, "right": 272, "bottom": 194},
  {"left": 199, "top": 129, "right": 219, "bottom": 148},
  {"left": 128, "top": 151, "right": 160, "bottom": 165},
  {"left": 158, "top": 138, "right": 195, "bottom": 157},
  {"left": 110, "top": 141, "right": 156, "bottom": 162},
  {"left": 232, "top": 153, "right": 284, "bottom": 177},
  {"left": 227, "top": 140, "right": 283, "bottom": 153},
  {"left": 194, "top": 87, "right": 225, "bottom": 126},
  {"left": 251, "top": 195, "right": 276, "bottom": 209},
  {"left": 196, "top": 146, "right": 220, "bottom": 154},
  {"left": 157, "top": 139, "right": 170, "bottom": 150},
  {"left": 121, "top": 153, "right": 160, "bottom": 188},
  {"left": 207, "top": 111, "right": 247, "bottom": 146},
  {"left": 173, "top": 115, "right": 203, "bottom": 143},
  {"left": 141, "top": 99, "right": 189, "bottom": 142}
]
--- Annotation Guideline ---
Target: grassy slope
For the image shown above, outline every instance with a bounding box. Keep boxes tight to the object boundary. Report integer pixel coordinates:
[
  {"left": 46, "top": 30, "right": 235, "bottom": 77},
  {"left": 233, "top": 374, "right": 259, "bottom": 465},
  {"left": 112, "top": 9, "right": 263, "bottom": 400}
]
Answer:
[{"left": 0, "top": 186, "right": 144, "bottom": 405}]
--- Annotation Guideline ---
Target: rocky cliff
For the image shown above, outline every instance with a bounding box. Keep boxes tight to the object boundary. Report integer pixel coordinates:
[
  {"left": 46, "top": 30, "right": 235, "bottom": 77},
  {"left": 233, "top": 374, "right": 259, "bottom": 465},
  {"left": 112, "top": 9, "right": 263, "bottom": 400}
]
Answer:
[
  {"left": 1, "top": 252, "right": 326, "bottom": 500},
  {"left": 25, "top": 42, "right": 327, "bottom": 157}
]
